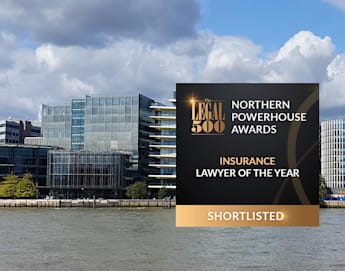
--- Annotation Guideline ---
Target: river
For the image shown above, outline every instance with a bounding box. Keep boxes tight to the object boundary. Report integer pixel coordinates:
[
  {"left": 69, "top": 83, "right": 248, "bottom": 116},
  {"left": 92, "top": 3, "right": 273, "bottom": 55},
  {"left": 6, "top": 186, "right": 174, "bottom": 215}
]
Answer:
[{"left": 0, "top": 208, "right": 344, "bottom": 271}]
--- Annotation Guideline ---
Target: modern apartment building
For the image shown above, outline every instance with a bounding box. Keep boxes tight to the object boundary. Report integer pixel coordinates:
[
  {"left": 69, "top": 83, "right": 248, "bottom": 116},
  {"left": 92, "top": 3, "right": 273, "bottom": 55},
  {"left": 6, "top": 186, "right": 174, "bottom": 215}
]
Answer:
[
  {"left": 0, "top": 119, "right": 41, "bottom": 144},
  {"left": 148, "top": 92, "right": 176, "bottom": 191},
  {"left": 320, "top": 119, "right": 345, "bottom": 191}
]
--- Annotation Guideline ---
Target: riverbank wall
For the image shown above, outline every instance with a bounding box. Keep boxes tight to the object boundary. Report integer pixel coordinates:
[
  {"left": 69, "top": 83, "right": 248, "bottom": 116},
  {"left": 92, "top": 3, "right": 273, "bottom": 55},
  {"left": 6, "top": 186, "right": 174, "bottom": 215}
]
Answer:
[
  {"left": 324, "top": 200, "right": 345, "bottom": 208},
  {"left": 0, "top": 199, "right": 176, "bottom": 208},
  {"left": 0, "top": 199, "right": 343, "bottom": 208}
]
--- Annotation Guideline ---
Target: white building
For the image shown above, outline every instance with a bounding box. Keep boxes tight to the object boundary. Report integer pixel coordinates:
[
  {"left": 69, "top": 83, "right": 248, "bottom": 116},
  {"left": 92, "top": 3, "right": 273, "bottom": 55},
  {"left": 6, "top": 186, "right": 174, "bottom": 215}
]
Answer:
[
  {"left": 148, "top": 92, "right": 176, "bottom": 190},
  {"left": 320, "top": 119, "right": 345, "bottom": 190}
]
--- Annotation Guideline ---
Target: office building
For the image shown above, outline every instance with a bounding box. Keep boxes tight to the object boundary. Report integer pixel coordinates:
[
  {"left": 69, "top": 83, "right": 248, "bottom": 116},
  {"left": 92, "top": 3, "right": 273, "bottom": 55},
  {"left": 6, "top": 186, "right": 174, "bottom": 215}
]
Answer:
[
  {"left": 41, "top": 105, "right": 71, "bottom": 150},
  {"left": 0, "top": 119, "right": 41, "bottom": 144},
  {"left": 0, "top": 144, "right": 59, "bottom": 189},
  {"left": 47, "top": 151, "right": 129, "bottom": 198},
  {"left": 148, "top": 92, "right": 176, "bottom": 191},
  {"left": 320, "top": 119, "right": 345, "bottom": 191},
  {"left": 42, "top": 95, "right": 154, "bottom": 177},
  {"left": 41, "top": 95, "right": 155, "bottom": 197}
]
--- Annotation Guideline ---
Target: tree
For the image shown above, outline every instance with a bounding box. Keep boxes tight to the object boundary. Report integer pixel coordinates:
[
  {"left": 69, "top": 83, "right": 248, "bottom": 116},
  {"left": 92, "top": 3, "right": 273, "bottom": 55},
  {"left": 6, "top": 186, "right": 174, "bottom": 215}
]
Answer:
[
  {"left": 319, "top": 174, "right": 327, "bottom": 201},
  {"left": 15, "top": 173, "right": 37, "bottom": 199},
  {"left": 0, "top": 175, "right": 19, "bottom": 198},
  {"left": 126, "top": 181, "right": 147, "bottom": 199},
  {"left": 157, "top": 188, "right": 175, "bottom": 199}
]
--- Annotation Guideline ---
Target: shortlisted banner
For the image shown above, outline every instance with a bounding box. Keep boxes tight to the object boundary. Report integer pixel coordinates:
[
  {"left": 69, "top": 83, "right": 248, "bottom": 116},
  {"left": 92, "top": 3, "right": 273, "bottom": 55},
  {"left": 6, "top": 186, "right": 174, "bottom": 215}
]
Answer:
[{"left": 176, "top": 84, "right": 319, "bottom": 227}]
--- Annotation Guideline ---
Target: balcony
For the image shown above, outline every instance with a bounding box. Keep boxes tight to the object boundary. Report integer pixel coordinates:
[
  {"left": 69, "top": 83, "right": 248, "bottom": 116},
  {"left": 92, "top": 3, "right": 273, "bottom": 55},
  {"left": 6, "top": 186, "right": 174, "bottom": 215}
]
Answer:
[
  {"left": 148, "top": 174, "right": 176, "bottom": 179},
  {"left": 148, "top": 184, "right": 176, "bottom": 189},
  {"left": 149, "top": 153, "right": 176, "bottom": 159},
  {"left": 149, "top": 144, "right": 176, "bottom": 149},
  {"left": 149, "top": 125, "right": 176, "bottom": 130},
  {"left": 149, "top": 163, "right": 176, "bottom": 168},
  {"left": 150, "top": 105, "right": 176, "bottom": 111},
  {"left": 149, "top": 135, "right": 176, "bottom": 140},
  {"left": 150, "top": 115, "right": 176, "bottom": 121}
]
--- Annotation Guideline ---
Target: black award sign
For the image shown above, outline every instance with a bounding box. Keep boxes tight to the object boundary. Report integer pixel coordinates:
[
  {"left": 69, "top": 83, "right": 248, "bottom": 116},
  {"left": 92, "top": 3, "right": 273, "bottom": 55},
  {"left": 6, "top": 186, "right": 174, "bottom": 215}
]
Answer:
[{"left": 176, "top": 83, "right": 319, "bottom": 227}]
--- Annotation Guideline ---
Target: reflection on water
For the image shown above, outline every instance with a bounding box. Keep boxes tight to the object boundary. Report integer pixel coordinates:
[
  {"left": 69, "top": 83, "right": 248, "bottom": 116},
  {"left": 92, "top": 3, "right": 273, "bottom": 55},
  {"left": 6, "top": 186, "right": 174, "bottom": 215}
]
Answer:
[{"left": 0, "top": 208, "right": 344, "bottom": 271}]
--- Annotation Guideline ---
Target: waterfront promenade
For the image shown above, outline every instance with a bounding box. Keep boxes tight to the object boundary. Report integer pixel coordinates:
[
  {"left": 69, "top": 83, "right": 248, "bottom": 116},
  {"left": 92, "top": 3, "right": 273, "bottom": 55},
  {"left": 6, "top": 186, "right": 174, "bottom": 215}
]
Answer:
[
  {"left": 0, "top": 199, "right": 344, "bottom": 208},
  {"left": 0, "top": 198, "right": 176, "bottom": 208}
]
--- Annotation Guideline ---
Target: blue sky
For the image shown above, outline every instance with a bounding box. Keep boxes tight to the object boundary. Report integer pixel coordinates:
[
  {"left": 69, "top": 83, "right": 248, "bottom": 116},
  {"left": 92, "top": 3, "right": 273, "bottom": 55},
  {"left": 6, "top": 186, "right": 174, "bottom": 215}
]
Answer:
[
  {"left": 199, "top": 0, "right": 345, "bottom": 52},
  {"left": 0, "top": 0, "right": 344, "bottom": 120}
]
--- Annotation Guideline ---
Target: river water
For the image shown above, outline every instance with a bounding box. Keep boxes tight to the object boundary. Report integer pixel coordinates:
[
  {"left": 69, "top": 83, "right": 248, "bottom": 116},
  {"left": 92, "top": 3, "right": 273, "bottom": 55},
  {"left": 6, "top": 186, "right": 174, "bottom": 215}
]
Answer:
[{"left": 0, "top": 208, "right": 344, "bottom": 271}]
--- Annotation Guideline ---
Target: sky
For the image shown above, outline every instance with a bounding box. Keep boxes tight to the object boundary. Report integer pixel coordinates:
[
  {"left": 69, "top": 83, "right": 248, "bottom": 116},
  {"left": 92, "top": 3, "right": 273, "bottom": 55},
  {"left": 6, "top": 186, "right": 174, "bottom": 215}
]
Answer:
[{"left": 0, "top": 0, "right": 345, "bottom": 121}]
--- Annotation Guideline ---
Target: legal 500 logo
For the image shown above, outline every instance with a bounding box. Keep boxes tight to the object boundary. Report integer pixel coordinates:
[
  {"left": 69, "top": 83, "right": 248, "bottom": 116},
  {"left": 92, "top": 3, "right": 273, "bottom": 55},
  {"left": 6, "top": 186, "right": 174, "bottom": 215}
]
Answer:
[{"left": 190, "top": 97, "right": 225, "bottom": 135}]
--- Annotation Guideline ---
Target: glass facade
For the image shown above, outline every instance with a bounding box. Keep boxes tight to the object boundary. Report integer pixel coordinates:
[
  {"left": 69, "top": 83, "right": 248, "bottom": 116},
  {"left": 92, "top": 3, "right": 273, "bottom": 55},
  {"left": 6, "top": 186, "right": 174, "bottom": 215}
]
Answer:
[
  {"left": 83, "top": 96, "right": 139, "bottom": 153},
  {"left": 41, "top": 105, "right": 71, "bottom": 150},
  {"left": 148, "top": 92, "right": 176, "bottom": 190},
  {"left": 321, "top": 119, "right": 345, "bottom": 190},
  {"left": 41, "top": 94, "right": 155, "bottom": 188},
  {"left": 71, "top": 99, "right": 85, "bottom": 151},
  {"left": 0, "top": 144, "right": 57, "bottom": 187},
  {"left": 47, "top": 151, "right": 129, "bottom": 198}
]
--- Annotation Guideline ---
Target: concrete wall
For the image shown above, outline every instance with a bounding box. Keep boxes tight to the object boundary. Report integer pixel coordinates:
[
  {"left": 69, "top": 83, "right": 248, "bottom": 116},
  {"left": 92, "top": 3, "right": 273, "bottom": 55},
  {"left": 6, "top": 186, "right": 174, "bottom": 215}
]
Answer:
[
  {"left": 0, "top": 199, "right": 176, "bottom": 208},
  {"left": 324, "top": 200, "right": 345, "bottom": 208},
  {"left": 2, "top": 199, "right": 344, "bottom": 208}
]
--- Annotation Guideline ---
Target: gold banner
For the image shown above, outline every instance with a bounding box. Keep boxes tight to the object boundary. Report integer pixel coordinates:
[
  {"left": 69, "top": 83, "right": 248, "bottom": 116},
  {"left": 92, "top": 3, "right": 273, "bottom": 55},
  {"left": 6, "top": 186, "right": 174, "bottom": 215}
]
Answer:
[{"left": 176, "top": 205, "right": 319, "bottom": 227}]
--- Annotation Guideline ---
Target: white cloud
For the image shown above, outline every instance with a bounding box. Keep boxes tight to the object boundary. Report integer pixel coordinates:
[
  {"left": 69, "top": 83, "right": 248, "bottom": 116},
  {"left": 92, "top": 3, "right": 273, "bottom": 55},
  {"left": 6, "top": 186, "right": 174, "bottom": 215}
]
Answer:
[
  {"left": 0, "top": 39, "right": 196, "bottom": 120},
  {"left": 36, "top": 44, "right": 60, "bottom": 72},
  {"left": 324, "top": 0, "right": 345, "bottom": 11},
  {"left": 200, "top": 36, "right": 263, "bottom": 82},
  {"left": 61, "top": 74, "right": 94, "bottom": 96},
  {"left": 0, "top": 30, "right": 344, "bottom": 120},
  {"left": 263, "top": 31, "right": 335, "bottom": 82},
  {"left": 322, "top": 54, "right": 345, "bottom": 108},
  {"left": 0, "top": 31, "right": 16, "bottom": 69},
  {"left": 274, "top": 31, "right": 334, "bottom": 61}
]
